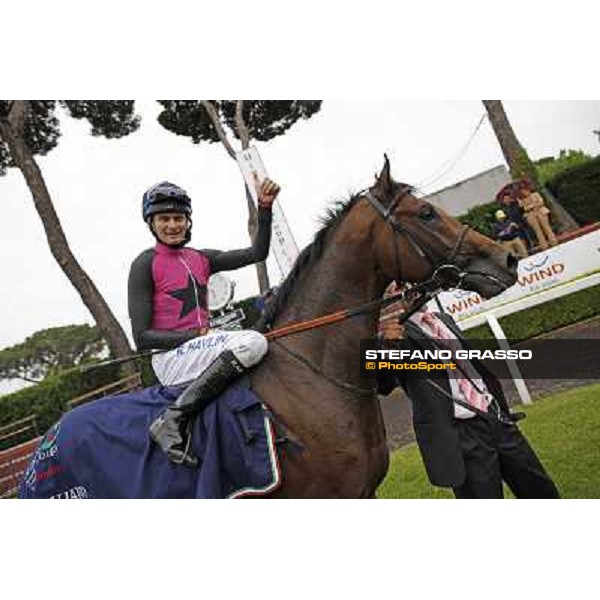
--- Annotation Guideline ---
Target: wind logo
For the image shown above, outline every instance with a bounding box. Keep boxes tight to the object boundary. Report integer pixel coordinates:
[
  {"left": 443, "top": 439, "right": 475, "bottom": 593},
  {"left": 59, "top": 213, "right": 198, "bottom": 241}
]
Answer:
[
  {"left": 523, "top": 255, "right": 550, "bottom": 271},
  {"left": 518, "top": 261, "right": 564, "bottom": 286},
  {"left": 446, "top": 294, "right": 483, "bottom": 315}
]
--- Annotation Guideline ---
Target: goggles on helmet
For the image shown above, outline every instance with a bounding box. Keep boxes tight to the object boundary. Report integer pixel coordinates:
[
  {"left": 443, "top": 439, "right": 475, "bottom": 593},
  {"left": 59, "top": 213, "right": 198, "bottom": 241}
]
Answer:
[{"left": 142, "top": 181, "right": 192, "bottom": 221}]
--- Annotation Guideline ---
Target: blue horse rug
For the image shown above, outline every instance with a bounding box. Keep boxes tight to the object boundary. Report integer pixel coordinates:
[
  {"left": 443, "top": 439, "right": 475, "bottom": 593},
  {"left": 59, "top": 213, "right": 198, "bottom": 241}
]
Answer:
[{"left": 18, "top": 382, "right": 282, "bottom": 499}]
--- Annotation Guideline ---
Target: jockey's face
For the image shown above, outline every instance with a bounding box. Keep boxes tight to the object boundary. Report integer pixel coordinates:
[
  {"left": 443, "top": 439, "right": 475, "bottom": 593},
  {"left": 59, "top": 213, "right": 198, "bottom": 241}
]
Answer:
[{"left": 152, "top": 212, "right": 190, "bottom": 246}]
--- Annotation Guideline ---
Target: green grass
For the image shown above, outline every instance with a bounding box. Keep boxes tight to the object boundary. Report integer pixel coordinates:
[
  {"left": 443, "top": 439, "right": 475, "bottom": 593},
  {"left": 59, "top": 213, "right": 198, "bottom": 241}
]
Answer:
[{"left": 377, "top": 383, "right": 600, "bottom": 499}]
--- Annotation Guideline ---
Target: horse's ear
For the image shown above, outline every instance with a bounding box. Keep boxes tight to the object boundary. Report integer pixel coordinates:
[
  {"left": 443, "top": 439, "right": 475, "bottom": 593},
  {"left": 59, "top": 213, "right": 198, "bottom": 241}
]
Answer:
[{"left": 374, "top": 154, "right": 393, "bottom": 198}]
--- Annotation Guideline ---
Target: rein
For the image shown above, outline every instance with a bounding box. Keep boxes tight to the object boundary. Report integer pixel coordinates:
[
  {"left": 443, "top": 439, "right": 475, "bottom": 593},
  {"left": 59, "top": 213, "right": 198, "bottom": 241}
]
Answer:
[
  {"left": 266, "top": 287, "right": 436, "bottom": 397},
  {"left": 80, "top": 287, "right": 433, "bottom": 381},
  {"left": 265, "top": 288, "right": 434, "bottom": 397},
  {"left": 264, "top": 286, "right": 427, "bottom": 341},
  {"left": 266, "top": 284, "right": 439, "bottom": 397},
  {"left": 262, "top": 185, "right": 495, "bottom": 402},
  {"left": 270, "top": 288, "right": 523, "bottom": 424},
  {"left": 265, "top": 184, "right": 471, "bottom": 342}
]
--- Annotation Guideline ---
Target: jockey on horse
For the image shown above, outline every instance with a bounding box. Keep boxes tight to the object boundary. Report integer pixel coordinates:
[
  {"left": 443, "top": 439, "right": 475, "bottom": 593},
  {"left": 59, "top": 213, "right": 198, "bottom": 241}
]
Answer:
[{"left": 128, "top": 178, "right": 280, "bottom": 468}]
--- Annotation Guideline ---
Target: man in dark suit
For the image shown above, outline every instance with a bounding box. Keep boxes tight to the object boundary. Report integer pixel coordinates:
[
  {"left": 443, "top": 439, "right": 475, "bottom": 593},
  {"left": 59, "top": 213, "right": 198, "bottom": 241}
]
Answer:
[{"left": 377, "top": 283, "right": 559, "bottom": 499}]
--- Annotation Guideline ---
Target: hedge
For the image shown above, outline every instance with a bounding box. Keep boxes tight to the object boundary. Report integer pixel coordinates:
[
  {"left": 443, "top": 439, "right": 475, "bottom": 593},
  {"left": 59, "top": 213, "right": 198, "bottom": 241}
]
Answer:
[
  {"left": 465, "top": 283, "right": 600, "bottom": 342},
  {"left": 0, "top": 295, "right": 262, "bottom": 447},
  {"left": 546, "top": 156, "right": 600, "bottom": 225},
  {"left": 457, "top": 201, "right": 499, "bottom": 237},
  {"left": 0, "top": 364, "right": 121, "bottom": 450},
  {"left": 457, "top": 157, "right": 600, "bottom": 235}
]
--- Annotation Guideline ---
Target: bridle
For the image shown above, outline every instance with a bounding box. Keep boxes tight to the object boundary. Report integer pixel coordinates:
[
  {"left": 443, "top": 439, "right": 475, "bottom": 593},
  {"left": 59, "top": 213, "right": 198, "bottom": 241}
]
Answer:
[
  {"left": 363, "top": 186, "right": 470, "bottom": 291},
  {"left": 272, "top": 184, "right": 520, "bottom": 422},
  {"left": 272, "top": 184, "right": 475, "bottom": 397}
]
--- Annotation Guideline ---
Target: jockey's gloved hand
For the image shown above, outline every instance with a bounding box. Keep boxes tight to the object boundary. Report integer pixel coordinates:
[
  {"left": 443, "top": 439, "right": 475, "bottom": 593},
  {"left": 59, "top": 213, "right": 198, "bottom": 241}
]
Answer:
[{"left": 255, "top": 175, "right": 281, "bottom": 209}]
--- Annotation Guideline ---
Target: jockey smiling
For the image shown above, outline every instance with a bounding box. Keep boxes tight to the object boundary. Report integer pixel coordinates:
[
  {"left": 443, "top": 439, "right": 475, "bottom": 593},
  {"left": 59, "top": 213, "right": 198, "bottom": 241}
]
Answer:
[{"left": 128, "top": 178, "right": 280, "bottom": 467}]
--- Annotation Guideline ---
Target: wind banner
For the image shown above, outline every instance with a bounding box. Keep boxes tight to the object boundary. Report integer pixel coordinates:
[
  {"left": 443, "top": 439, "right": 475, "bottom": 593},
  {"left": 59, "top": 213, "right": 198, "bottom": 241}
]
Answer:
[{"left": 432, "top": 229, "right": 600, "bottom": 321}]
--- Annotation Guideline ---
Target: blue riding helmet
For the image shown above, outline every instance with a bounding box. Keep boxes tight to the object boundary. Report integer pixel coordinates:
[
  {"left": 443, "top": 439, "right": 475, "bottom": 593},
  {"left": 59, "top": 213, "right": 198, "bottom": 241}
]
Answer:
[{"left": 142, "top": 181, "right": 192, "bottom": 222}]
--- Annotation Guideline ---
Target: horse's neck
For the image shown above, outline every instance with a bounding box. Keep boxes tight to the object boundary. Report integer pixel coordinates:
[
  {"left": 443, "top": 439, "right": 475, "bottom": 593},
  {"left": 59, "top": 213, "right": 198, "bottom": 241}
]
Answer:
[
  {"left": 256, "top": 218, "right": 391, "bottom": 497},
  {"left": 273, "top": 224, "right": 384, "bottom": 383}
]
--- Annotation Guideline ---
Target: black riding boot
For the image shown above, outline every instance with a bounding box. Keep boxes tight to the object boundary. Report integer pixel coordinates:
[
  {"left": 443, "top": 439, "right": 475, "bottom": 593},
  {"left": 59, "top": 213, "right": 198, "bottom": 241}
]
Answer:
[{"left": 149, "top": 350, "right": 246, "bottom": 468}]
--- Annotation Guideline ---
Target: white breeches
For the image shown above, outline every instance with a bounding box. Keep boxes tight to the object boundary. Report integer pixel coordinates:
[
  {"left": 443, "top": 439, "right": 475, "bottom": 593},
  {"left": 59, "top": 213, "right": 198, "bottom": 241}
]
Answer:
[{"left": 151, "top": 329, "right": 268, "bottom": 386}]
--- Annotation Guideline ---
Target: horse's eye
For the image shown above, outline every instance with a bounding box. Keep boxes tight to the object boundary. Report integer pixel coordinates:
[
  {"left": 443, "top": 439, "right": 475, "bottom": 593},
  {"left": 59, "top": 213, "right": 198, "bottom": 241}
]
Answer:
[{"left": 419, "top": 205, "right": 436, "bottom": 221}]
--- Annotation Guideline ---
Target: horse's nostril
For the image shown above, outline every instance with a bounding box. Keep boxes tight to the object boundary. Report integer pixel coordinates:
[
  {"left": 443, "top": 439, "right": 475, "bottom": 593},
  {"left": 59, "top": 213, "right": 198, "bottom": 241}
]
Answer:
[{"left": 507, "top": 253, "right": 519, "bottom": 272}]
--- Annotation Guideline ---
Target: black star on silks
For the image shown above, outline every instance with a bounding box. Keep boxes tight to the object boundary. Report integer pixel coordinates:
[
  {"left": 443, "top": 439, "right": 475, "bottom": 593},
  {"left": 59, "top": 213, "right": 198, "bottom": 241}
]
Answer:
[{"left": 168, "top": 275, "right": 207, "bottom": 319}]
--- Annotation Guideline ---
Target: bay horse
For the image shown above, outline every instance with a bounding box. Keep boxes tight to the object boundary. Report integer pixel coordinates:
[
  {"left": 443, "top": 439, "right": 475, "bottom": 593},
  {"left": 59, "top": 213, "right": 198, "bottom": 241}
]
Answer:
[
  {"left": 252, "top": 157, "right": 517, "bottom": 497},
  {"left": 22, "top": 157, "right": 518, "bottom": 498}
]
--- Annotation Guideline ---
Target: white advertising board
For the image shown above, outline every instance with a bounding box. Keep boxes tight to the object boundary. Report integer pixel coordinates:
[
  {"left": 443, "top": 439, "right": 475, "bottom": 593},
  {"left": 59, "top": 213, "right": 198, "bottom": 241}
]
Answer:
[
  {"left": 429, "top": 229, "right": 600, "bottom": 324},
  {"left": 236, "top": 146, "right": 300, "bottom": 279}
]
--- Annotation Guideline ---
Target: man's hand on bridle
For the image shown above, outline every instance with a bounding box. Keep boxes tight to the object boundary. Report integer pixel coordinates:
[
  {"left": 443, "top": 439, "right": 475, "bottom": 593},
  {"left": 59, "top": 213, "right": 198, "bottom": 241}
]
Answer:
[
  {"left": 378, "top": 281, "right": 407, "bottom": 340},
  {"left": 378, "top": 313, "right": 405, "bottom": 340}
]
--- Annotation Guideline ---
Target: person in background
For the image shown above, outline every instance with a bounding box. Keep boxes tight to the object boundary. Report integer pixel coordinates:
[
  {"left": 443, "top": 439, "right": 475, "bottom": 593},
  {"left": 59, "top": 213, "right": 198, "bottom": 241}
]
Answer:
[
  {"left": 491, "top": 209, "right": 528, "bottom": 259},
  {"left": 518, "top": 185, "right": 558, "bottom": 251},
  {"left": 498, "top": 191, "right": 534, "bottom": 252},
  {"left": 376, "top": 282, "right": 559, "bottom": 499}
]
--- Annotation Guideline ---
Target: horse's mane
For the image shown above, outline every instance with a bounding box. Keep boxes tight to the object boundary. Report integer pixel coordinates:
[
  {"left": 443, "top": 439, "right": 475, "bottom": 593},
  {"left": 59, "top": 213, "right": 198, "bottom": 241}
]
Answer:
[
  {"left": 255, "top": 180, "right": 413, "bottom": 332},
  {"left": 255, "top": 194, "right": 359, "bottom": 331}
]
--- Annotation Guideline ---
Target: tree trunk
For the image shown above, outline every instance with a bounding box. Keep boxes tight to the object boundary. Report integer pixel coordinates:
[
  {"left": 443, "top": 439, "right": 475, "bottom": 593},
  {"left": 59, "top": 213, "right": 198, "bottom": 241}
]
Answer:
[
  {"left": 201, "top": 100, "right": 270, "bottom": 294},
  {"left": 245, "top": 186, "right": 270, "bottom": 293},
  {"left": 483, "top": 100, "right": 578, "bottom": 232},
  {"left": 0, "top": 119, "right": 135, "bottom": 375}
]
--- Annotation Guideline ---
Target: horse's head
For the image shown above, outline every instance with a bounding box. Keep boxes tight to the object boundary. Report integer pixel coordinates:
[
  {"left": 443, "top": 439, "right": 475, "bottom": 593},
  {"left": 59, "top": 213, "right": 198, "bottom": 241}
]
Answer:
[{"left": 365, "top": 156, "right": 518, "bottom": 298}]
